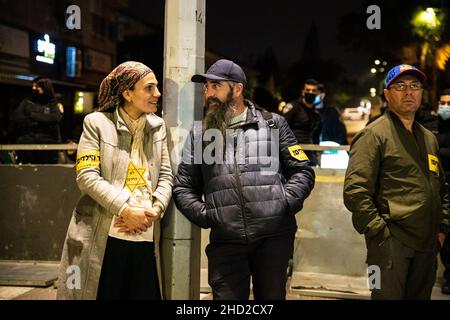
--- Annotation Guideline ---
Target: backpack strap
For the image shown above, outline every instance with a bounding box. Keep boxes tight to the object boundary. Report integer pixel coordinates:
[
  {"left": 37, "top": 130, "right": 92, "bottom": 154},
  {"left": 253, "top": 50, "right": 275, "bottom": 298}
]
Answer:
[{"left": 254, "top": 105, "right": 277, "bottom": 129}]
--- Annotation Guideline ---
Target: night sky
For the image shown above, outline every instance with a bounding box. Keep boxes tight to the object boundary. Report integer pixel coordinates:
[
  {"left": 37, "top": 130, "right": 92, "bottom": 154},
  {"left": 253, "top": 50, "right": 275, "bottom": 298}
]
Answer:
[
  {"left": 134, "top": 0, "right": 371, "bottom": 78},
  {"left": 205, "top": 1, "right": 369, "bottom": 76}
]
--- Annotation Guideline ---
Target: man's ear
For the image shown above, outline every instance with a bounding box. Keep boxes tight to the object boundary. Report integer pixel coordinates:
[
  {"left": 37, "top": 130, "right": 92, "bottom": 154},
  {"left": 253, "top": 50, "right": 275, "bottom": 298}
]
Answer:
[
  {"left": 383, "top": 88, "right": 390, "bottom": 103},
  {"left": 235, "top": 83, "right": 244, "bottom": 97}
]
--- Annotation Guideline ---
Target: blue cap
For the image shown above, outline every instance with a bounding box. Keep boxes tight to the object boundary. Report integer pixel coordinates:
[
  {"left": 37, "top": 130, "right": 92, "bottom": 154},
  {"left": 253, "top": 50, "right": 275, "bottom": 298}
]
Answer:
[
  {"left": 191, "top": 59, "right": 247, "bottom": 86},
  {"left": 385, "top": 64, "right": 426, "bottom": 88}
]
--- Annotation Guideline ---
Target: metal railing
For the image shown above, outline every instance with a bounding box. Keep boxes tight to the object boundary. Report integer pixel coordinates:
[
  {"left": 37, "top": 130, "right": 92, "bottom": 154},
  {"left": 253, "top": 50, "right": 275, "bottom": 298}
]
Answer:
[
  {"left": 0, "top": 144, "right": 350, "bottom": 152},
  {"left": 0, "top": 144, "right": 78, "bottom": 151}
]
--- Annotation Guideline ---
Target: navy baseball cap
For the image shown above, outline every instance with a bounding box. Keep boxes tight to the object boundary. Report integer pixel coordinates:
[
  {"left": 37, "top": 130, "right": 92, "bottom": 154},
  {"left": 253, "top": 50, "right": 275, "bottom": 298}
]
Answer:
[
  {"left": 191, "top": 59, "right": 247, "bottom": 86},
  {"left": 385, "top": 64, "right": 426, "bottom": 88}
]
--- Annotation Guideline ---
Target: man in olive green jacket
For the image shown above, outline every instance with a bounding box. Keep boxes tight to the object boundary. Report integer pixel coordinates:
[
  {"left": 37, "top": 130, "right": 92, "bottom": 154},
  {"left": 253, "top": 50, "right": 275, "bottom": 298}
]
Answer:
[{"left": 344, "top": 64, "right": 449, "bottom": 299}]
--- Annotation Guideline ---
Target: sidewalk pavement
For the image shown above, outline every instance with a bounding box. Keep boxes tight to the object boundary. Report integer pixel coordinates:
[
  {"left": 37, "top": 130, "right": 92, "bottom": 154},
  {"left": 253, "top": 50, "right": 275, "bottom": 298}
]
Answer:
[{"left": 2, "top": 275, "right": 449, "bottom": 300}]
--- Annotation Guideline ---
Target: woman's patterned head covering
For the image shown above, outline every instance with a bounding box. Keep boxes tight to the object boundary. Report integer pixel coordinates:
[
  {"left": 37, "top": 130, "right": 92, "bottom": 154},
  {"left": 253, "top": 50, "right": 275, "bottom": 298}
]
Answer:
[{"left": 98, "top": 61, "right": 153, "bottom": 112}]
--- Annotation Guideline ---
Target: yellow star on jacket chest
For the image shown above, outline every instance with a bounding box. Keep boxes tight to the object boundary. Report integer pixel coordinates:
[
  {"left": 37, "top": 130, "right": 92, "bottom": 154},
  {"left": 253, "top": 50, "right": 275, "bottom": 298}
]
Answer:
[{"left": 125, "top": 161, "right": 147, "bottom": 193}]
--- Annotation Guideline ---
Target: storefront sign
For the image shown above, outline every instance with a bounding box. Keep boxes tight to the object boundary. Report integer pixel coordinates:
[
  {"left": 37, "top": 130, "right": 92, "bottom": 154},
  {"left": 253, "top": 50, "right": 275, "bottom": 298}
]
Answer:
[{"left": 35, "top": 34, "right": 55, "bottom": 64}]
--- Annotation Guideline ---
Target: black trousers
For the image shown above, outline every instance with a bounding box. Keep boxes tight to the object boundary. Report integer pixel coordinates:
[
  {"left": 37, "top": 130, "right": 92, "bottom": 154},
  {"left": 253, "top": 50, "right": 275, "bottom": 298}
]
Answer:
[
  {"left": 96, "top": 237, "right": 161, "bottom": 300},
  {"left": 206, "top": 231, "right": 295, "bottom": 300},
  {"left": 441, "top": 235, "right": 450, "bottom": 283},
  {"left": 366, "top": 235, "right": 437, "bottom": 300}
]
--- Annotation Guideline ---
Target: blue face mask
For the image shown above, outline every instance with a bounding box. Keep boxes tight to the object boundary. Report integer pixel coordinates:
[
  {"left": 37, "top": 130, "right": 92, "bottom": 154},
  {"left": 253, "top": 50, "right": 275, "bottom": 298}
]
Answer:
[
  {"left": 438, "top": 105, "right": 450, "bottom": 120},
  {"left": 313, "top": 95, "right": 321, "bottom": 105},
  {"left": 314, "top": 93, "right": 325, "bottom": 108}
]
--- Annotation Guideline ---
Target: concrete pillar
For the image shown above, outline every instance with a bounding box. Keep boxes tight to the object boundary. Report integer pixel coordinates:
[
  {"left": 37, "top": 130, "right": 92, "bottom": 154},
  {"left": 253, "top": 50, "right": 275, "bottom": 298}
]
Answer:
[{"left": 161, "top": 0, "right": 205, "bottom": 300}]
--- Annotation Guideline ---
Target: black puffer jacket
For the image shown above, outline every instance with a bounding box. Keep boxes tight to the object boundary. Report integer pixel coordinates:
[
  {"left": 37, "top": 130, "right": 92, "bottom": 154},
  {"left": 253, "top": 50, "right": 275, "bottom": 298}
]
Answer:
[{"left": 173, "top": 102, "right": 315, "bottom": 243}]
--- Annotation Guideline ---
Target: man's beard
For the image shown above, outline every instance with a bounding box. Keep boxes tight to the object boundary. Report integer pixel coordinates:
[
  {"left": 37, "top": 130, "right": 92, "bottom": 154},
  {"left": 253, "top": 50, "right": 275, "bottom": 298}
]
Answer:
[{"left": 202, "top": 91, "right": 235, "bottom": 137}]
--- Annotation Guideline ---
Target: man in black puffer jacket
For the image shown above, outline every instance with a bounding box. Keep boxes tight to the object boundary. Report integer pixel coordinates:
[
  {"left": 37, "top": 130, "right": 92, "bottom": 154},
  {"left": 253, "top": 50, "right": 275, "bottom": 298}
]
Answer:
[{"left": 173, "top": 59, "right": 315, "bottom": 300}]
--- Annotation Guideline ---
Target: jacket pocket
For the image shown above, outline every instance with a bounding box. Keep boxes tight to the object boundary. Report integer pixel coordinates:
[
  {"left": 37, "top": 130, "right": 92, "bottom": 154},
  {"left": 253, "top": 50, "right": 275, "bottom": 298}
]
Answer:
[
  {"left": 280, "top": 183, "right": 293, "bottom": 215},
  {"left": 205, "top": 208, "right": 221, "bottom": 227},
  {"left": 387, "top": 192, "right": 425, "bottom": 221},
  {"left": 205, "top": 193, "right": 221, "bottom": 227},
  {"left": 74, "top": 195, "right": 96, "bottom": 217}
]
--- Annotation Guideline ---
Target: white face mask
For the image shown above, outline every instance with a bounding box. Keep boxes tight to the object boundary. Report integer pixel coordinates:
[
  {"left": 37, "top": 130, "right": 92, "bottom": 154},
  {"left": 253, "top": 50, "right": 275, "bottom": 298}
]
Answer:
[{"left": 438, "top": 105, "right": 450, "bottom": 120}]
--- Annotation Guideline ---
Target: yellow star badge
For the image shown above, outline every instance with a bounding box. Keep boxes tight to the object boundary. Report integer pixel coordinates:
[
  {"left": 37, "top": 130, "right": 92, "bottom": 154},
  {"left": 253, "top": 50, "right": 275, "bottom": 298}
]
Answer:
[{"left": 125, "top": 161, "right": 147, "bottom": 193}]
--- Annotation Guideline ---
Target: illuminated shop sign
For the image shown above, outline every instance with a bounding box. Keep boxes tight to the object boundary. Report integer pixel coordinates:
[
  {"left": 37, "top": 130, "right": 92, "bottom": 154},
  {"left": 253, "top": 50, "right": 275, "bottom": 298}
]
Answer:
[{"left": 35, "top": 34, "right": 55, "bottom": 64}]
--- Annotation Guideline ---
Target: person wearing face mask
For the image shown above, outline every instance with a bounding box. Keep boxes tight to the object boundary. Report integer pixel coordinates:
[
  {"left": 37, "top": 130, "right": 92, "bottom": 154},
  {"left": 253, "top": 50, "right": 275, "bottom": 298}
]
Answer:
[
  {"left": 436, "top": 88, "right": 450, "bottom": 294},
  {"left": 315, "top": 83, "right": 347, "bottom": 145},
  {"left": 12, "top": 77, "right": 62, "bottom": 164},
  {"left": 282, "top": 79, "right": 322, "bottom": 165}
]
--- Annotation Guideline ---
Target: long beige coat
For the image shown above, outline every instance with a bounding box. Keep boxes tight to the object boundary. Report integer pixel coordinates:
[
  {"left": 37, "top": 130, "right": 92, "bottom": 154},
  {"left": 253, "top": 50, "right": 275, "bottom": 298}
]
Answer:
[{"left": 57, "top": 109, "right": 173, "bottom": 300}]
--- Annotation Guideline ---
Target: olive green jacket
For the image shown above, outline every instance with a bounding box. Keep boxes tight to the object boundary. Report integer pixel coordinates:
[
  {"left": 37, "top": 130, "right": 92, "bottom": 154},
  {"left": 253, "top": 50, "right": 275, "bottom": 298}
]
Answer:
[{"left": 344, "top": 110, "right": 449, "bottom": 251}]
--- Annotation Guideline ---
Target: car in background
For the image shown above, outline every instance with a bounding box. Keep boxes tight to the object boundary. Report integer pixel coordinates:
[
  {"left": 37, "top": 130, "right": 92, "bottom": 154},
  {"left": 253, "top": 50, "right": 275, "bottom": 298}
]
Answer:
[{"left": 342, "top": 107, "right": 367, "bottom": 120}]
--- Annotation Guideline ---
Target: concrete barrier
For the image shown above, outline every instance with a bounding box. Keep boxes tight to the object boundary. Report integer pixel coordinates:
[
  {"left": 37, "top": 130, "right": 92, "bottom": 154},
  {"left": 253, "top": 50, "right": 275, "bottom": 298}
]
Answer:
[
  {"left": 0, "top": 165, "right": 79, "bottom": 261},
  {"left": 294, "top": 168, "right": 366, "bottom": 277}
]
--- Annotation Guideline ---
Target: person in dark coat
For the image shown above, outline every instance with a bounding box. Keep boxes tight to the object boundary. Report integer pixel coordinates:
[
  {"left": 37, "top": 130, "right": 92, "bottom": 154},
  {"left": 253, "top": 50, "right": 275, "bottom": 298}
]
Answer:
[
  {"left": 436, "top": 89, "right": 450, "bottom": 294},
  {"left": 12, "top": 77, "right": 62, "bottom": 164},
  {"left": 315, "top": 83, "right": 347, "bottom": 145},
  {"left": 281, "top": 79, "right": 322, "bottom": 165},
  {"left": 173, "top": 59, "right": 315, "bottom": 300}
]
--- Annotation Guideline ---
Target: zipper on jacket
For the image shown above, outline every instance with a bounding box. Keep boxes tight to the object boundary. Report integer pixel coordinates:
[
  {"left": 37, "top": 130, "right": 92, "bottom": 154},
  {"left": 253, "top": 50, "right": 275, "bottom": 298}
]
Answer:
[{"left": 233, "top": 132, "right": 249, "bottom": 242}]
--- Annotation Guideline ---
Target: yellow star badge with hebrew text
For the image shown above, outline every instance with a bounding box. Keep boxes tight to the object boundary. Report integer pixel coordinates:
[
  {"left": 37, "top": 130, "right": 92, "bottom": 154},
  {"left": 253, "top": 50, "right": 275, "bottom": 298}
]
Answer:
[{"left": 125, "top": 161, "right": 147, "bottom": 193}]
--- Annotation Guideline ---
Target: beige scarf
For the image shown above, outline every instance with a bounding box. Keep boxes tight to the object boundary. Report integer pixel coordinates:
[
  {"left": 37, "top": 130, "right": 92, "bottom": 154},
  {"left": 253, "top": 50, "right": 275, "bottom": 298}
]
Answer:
[
  {"left": 119, "top": 107, "right": 148, "bottom": 168},
  {"left": 110, "top": 108, "right": 153, "bottom": 241}
]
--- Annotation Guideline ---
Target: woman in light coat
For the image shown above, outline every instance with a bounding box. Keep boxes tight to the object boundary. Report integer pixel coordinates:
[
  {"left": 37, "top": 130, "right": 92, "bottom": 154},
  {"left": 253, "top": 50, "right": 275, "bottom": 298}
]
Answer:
[{"left": 57, "top": 61, "right": 173, "bottom": 300}]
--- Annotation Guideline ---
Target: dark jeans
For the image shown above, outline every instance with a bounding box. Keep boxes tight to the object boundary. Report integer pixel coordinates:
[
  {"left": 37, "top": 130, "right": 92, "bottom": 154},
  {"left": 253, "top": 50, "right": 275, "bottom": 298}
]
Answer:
[
  {"left": 96, "top": 237, "right": 161, "bottom": 300},
  {"left": 366, "top": 235, "right": 437, "bottom": 300},
  {"left": 206, "top": 231, "right": 295, "bottom": 300}
]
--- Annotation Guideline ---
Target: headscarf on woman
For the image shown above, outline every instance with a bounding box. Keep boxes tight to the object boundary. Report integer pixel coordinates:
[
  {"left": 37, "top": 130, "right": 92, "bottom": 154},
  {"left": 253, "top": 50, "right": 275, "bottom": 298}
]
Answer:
[{"left": 98, "top": 61, "right": 153, "bottom": 112}]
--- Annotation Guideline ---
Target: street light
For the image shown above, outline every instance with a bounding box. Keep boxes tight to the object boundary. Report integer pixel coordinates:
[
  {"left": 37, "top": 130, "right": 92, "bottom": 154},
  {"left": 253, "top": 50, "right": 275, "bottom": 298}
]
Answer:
[
  {"left": 411, "top": 7, "right": 444, "bottom": 68},
  {"left": 417, "top": 8, "right": 438, "bottom": 27},
  {"left": 411, "top": 7, "right": 446, "bottom": 108}
]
